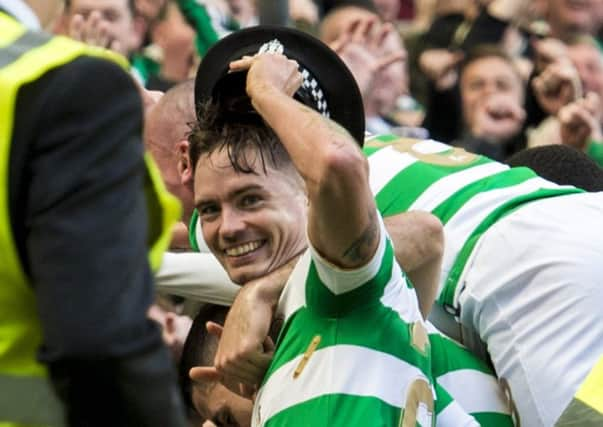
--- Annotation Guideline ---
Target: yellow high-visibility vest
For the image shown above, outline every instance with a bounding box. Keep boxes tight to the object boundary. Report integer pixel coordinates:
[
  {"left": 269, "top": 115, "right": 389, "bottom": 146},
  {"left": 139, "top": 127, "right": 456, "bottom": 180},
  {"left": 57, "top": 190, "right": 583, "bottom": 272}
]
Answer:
[
  {"left": 0, "top": 12, "right": 180, "bottom": 426},
  {"left": 556, "top": 355, "right": 603, "bottom": 426}
]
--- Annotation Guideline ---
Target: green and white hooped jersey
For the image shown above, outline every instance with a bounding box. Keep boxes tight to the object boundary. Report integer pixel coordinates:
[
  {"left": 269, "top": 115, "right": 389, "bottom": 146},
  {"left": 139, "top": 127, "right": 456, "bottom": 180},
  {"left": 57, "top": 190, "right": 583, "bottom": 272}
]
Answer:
[
  {"left": 428, "top": 324, "right": 514, "bottom": 426},
  {"left": 252, "top": 219, "right": 441, "bottom": 427},
  {"left": 363, "top": 134, "right": 583, "bottom": 313},
  {"left": 190, "top": 134, "right": 583, "bottom": 310}
]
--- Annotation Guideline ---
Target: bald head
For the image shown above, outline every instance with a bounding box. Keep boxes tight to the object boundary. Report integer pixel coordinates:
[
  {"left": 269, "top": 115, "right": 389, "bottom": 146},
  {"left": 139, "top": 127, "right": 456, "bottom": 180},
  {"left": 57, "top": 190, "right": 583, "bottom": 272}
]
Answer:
[
  {"left": 144, "top": 79, "right": 196, "bottom": 221},
  {"left": 146, "top": 79, "right": 195, "bottom": 147}
]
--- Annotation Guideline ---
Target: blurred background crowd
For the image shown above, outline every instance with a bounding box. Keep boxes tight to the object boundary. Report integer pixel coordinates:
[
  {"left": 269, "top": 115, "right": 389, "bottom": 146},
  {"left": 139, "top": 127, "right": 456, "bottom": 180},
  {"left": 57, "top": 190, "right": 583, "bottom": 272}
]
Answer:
[{"left": 51, "top": 0, "right": 603, "bottom": 166}]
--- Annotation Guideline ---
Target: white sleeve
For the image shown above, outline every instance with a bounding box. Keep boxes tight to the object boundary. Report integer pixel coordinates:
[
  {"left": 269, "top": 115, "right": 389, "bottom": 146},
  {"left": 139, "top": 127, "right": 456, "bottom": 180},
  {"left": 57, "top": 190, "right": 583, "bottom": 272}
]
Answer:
[{"left": 155, "top": 252, "right": 240, "bottom": 306}]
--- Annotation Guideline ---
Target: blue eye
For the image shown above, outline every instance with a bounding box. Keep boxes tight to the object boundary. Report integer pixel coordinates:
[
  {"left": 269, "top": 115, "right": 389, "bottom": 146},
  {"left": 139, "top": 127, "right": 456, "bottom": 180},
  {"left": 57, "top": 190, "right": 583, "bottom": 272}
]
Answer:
[{"left": 241, "top": 194, "right": 261, "bottom": 207}]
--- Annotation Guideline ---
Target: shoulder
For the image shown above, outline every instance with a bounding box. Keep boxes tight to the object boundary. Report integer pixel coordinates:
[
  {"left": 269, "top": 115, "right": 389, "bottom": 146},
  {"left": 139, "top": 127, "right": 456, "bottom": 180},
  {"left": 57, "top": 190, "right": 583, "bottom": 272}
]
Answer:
[
  {"left": 14, "top": 54, "right": 142, "bottom": 135},
  {"left": 40, "top": 55, "right": 140, "bottom": 106}
]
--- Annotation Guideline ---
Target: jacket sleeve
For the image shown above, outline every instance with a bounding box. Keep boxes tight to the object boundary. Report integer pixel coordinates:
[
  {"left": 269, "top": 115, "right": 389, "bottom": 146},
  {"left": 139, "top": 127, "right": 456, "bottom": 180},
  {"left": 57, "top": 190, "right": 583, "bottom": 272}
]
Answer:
[
  {"left": 156, "top": 251, "right": 240, "bottom": 305},
  {"left": 10, "top": 55, "right": 187, "bottom": 426}
]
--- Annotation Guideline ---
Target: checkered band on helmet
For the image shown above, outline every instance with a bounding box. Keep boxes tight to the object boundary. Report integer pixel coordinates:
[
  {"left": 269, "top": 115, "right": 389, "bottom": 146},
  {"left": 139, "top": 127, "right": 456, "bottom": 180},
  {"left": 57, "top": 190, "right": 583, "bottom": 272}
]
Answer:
[
  {"left": 258, "top": 39, "right": 330, "bottom": 118},
  {"left": 258, "top": 39, "right": 285, "bottom": 55}
]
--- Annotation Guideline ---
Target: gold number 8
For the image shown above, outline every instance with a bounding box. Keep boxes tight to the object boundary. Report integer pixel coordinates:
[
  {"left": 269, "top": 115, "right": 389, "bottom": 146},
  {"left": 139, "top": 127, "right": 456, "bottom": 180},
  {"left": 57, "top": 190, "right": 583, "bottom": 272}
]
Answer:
[
  {"left": 400, "top": 378, "right": 434, "bottom": 427},
  {"left": 367, "top": 137, "right": 478, "bottom": 167}
]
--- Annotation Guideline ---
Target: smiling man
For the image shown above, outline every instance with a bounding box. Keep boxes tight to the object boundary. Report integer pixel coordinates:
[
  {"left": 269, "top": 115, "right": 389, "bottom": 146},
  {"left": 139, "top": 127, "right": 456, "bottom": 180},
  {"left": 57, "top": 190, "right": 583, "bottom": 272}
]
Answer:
[
  {"left": 187, "top": 27, "right": 458, "bottom": 427},
  {"left": 193, "top": 123, "right": 307, "bottom": 285}
]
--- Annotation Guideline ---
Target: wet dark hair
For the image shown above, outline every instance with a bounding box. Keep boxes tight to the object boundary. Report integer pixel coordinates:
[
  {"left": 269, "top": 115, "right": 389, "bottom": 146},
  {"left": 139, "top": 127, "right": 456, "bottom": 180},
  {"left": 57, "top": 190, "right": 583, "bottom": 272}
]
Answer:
[
  {"left": 506, "top": 145, "right": 603, "bottom": 191},
  {"left": 188, "top": 100, "right": 295, "bottom": 176},
  {"left": 321, "top": 0, "right": 377, "bottom": 17},
  {"left": 459, "top": 44, "right": 523, "bottom": 83}
]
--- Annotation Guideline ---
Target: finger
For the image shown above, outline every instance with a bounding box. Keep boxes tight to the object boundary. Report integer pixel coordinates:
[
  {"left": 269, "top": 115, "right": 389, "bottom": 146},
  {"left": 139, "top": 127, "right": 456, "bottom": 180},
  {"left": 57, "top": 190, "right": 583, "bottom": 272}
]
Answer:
[
  {"left": 206, "top": 321, "right": 224, "bottom": 338},
  {"left": 98, "top": 19, "right": 112, "bottom": 49},
  {"left": 373, "top": 51, "right": 405, "bottom": 73},
  {"left": 287, "top": 58, "right": 300, "bottom": 69},
  {"left": 216, "top": 350, "right": 269, "bottom": 375},
  {"left": 229, "top": 55, "right": 255, "bottom": 71},
  {"left": 212, "top": 374, "right": 250, "bottom": 397},
  {"left": 85, "top": 11, "right": 102, "bottom": 45},
  {"left": 351, "top": 17, "right": 374, "bottom": 44},
  {"left": 189, "top": 366, "right": 221, "bottom": 383},
  {"left": 344, "top": 18, "right": 361, "bottom": 40},
  {"left": 571, "top": 75, "right": 583, "bottom": 101},
  {"left": 558, "top": 104, "right": 574, "bottom": 124},
  {"left": 239, "top": 383, "right": 256, "bottom": 399},
  {"left": 440, "top": 51, "right": 464, "bottom": 77},
  {"left": 245, "top": 350, "right": 274, "bottom": 372},
  {"left": 215, "top": 350, "right": 271, "bottom": 382},
  {"left": 569, "top": 106, "right": 595, "bottom": 128},
  {"left": 96, "top": 21, "right": 110, "bottom": 49},
  {"left": 551, "top": 65, "right": 581, "bottom": 99},
  {"left": 287, "top": 72, "right": 304, "bottom": 97},
  {"left": 373, "top": 22, "right": 393, "bottom": 49},
  {"left": 218, "top": 362, "right": 265, "bottom": 386},
  {"left": 329, "top": 31, "right": 350, "bottom": 53},
  {"left": 69, "top": 14, "right": 85, "bottom": 41}
]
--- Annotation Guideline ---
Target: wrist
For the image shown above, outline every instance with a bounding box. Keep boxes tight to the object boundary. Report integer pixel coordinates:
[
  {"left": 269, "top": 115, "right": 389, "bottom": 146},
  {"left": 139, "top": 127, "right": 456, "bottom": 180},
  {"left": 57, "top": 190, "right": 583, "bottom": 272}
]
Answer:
[
  {"left": 243, "top": 275, "right": 281, "bottom": 312},
  {"left": 248, "top": 82, "right": 282, "bottom": 106}
]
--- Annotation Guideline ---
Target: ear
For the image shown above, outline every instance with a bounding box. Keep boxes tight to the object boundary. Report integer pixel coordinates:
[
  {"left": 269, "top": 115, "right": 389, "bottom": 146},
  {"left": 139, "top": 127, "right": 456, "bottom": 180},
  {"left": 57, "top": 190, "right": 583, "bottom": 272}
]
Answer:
[
  {"left": 164, "top": 312, "right": 176, "bottom": 335},
  {"left": 176, "top": 139, "right": 193, "bottom": 186}
]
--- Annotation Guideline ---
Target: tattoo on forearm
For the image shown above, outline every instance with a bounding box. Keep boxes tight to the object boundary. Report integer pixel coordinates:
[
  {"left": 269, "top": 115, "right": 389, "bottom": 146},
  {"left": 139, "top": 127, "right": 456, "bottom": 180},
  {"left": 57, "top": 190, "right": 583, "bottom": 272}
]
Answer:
[
  {"left": 326, "top": 119, "right": 349, "bottom": 136},
  {"left": 342, "top": 209, "right": 379, "bottom": 263},
  {"left": 298, "top": 104, "right": 352, "bottom": 142}
]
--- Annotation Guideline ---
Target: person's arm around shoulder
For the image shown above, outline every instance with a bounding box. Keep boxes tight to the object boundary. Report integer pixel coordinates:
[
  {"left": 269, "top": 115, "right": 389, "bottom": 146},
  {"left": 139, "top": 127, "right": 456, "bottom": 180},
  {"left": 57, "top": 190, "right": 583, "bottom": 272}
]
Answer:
[
  {"left": 384, "top": 212, "right": 444, "bottom": 318},
  {"left": 156, "top": 251, "right": 240, "bottom": 305}
]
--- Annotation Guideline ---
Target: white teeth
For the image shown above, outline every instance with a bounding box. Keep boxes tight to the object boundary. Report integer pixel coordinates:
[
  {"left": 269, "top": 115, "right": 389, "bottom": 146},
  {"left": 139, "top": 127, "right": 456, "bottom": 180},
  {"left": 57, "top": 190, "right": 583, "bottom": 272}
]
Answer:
[{"left": 225, "top": 240, "right": 263, "bottom": 257}]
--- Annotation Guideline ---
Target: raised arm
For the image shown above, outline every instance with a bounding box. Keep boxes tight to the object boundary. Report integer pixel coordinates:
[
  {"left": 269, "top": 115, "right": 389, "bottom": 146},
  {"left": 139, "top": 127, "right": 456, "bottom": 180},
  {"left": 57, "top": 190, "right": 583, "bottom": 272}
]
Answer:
[{"left": 233, "top": 53, "right": 379, "bottom": 269}]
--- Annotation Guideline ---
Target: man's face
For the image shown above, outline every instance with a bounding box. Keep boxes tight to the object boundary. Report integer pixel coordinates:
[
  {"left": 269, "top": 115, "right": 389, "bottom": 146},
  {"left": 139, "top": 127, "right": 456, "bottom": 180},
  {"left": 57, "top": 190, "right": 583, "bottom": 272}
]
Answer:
[
  {"left": 194, "top": 147, "right": 307, "bottom": 284},
  {"left": 547, "top": 0, "right": 601, "bottom": 36},
  {"left": 568, "top": 42, "right": 603, "bottom": 99},
  {"left": 460, "top": 56, "right": 524, "bottom": 129},
  {"left": 192, "top": 383, "right": 252, "bottom": 427},
  {"left": 67, "top": 0, "right": 139, "bottom": 55},
  {"left": 372, "top": 31, "right": 408, "bottom": 116}
]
